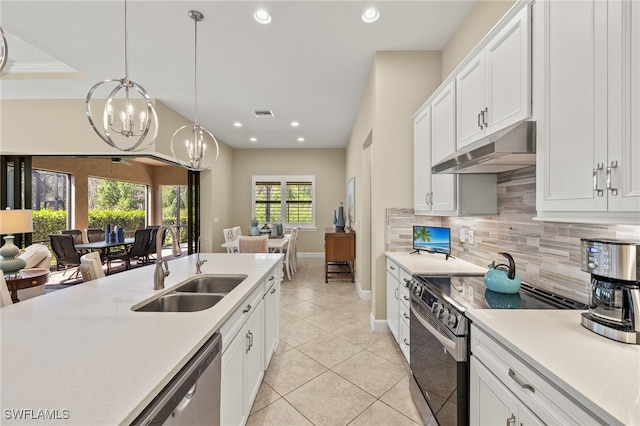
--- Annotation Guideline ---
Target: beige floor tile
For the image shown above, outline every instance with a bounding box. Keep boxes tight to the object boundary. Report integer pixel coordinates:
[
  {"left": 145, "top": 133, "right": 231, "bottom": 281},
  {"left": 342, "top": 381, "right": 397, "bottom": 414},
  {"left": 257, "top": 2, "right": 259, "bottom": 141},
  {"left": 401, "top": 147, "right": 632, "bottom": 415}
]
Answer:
[
  {"left": 380, "top": 376, "right": 423, "bottom": 424},
  {"left": 246, "top": 398, "right": 313, "bottom": 426},
  {"left": 249, "top": 381, "right": 281, "bottom": 415},
  {"left": 280, "top": 294, "right": 306, "bottom": 308},
  {"left": 273, "top": 340, "right": 294, "bottom": 356},
  {"left": 285, "top": 371, "right": 376, "bottom": 426},
  {"left": 332, "top": 323, "right": 388, "bottom": 348},
  {"left": 307, "top": 293, "right": 354, "bottom": 308},
  {"left": 263, "top": 349, "right": 327, "bottom": 395},
  {"left": 279, "top": 318, "right": 327, "bottom": 347},
  {"left": 279, "top": 310, "right": 299, "bottom": 326},
  {"left": 366, "top": 334, "right": 405, "bottom": 365},
  {"left": 280, "top": 286, "right": 325, "bottom": 301},
  {"left": 303, "top": 308, "right": 355, "bottom": 332},
  {"left": 296, "top": 333, "right": 363, "bottom": 368},
  {"left": 349, "top": 400, "right": 421, "bottom": 425},
  {"left": 333, "top": 350, "right": 406, "bottom": 398},
  {"left": 281, "top": 300, "right": 329, "bottom": 318}
]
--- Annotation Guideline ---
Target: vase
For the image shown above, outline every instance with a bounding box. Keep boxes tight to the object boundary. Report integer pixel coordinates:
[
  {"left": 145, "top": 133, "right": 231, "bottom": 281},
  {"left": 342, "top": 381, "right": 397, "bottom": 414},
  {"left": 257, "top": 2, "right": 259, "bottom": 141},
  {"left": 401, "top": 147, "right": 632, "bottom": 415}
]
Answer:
[
  {"left": 336, "top": 202, "right": 346, "bottom": 231},
  {"left": 333, "top": 210, "right": 337, "bottom": 226}
]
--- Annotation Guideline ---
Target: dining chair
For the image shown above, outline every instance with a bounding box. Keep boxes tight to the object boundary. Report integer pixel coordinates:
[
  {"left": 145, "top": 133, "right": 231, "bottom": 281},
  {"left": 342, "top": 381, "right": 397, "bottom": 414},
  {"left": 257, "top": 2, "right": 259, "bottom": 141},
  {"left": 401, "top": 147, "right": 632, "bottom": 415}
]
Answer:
[
  {"left": 146, "top": 226, "right": 164, "bottom": 263},
  {"left": 49, "top": 234, "right": 82, "bottom": 281},
  {"left": 283, "top": 228, "right": 296, "bottom": 280},
  {"left": 80, "top": 252, "right": 105, "bottom": 281},
  {"left": 85, "top": 228, "right": 105, "bottom": 243},
  {"left": 238, "top": 235, "right": 268, "bottom": 253},
  {"left": 291, "top": 226, "right": 301, "bottom": 273},
  {"left": 0, "top": 274, "right": 13, "bottom": 307},
  {"left": 107, "top": 228, "right": 153, "bottom": 273},
  {"left": 223, "top": 227, "right": 239, "bottom": 253},
  {"left": 61, "top": 229, "right": 84, "bottom": 245}
]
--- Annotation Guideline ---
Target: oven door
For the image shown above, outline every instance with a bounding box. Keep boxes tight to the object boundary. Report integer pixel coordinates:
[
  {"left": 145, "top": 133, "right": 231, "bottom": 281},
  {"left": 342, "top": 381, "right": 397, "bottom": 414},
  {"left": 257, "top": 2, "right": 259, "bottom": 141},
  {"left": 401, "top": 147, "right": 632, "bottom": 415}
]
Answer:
[{"left": 410, "top": 298, "right": 468, "bottom": 426}]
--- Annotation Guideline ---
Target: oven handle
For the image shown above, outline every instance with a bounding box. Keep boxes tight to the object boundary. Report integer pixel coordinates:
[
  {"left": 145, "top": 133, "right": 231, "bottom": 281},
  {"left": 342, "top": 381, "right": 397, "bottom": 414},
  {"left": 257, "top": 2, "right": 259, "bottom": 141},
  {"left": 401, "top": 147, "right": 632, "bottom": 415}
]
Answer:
[{"left": 411, "top": 304, "right": 457, "bottom": 353}]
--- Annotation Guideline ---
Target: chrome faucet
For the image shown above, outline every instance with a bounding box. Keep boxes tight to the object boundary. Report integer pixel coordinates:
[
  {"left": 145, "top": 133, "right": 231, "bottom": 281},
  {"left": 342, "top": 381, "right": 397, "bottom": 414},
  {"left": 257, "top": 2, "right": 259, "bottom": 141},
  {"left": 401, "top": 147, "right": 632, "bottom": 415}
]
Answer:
[
  {"left": 154, "top": 225, "right": 182, "bottom": 290},
  {"left": 196, "top": 235, "right": 208, "bottom": 274}
]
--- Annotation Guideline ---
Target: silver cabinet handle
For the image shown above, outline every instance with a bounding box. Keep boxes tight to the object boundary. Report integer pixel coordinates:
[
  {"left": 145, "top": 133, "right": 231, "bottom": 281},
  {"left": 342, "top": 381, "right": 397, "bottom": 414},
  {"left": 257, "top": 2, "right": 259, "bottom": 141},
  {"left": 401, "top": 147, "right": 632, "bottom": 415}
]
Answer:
[
  {"left": 506, "top": 414, "right": 516, "bottom": 426},
  {"left": 249, "top": 331, "right": 254, "bottom": 349},
  {"left": 403, "top": 338, "right": 409, "bottom": 346},
  {"left": 606, "top": 160, "right": 618, "bottom": 196},
  {"left": 243, "top": 304, "right": 252, "bottom": 314},
  {"left": 403, "top": 312, "right": 410, "bottom": 319},
  {"left": 403, "top": 277, "right": 411, "bottom": 286},
  {"left": 395, "top": 288, "right": 398, "bottom": 300},
  {"left": 482, "top": 107, "right": 488, "bottom": 127},
  {"left": 270, "top": 288, "right": 276, "bottom": 294},
  {"left": 390, "top": 265, "right": 395, "bottom": 270},
  {"left": 404, "top": 295, "right": 409, "bottom": 301},
  {"left": 593, "top": 163, "right": 604, "bottom": 196},
  {"left": 478, "top": 112, "right": 483, "bottom": 129},
  {"left": 508, "top": 368, "right": 535, "bottom": 393},
  {"left": 269, "top": 275, "right": 275, "bottom": 281},
  {"left": 246, "top": 332, "right": 251, "bottom": 353}
]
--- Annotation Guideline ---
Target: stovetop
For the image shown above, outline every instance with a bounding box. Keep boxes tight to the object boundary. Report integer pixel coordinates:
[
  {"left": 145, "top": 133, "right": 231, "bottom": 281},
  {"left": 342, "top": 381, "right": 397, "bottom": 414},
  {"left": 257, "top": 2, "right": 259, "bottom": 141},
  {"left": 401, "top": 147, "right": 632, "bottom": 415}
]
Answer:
[{"left": 413, "top": 274, "right": 587, "bottom": 314}]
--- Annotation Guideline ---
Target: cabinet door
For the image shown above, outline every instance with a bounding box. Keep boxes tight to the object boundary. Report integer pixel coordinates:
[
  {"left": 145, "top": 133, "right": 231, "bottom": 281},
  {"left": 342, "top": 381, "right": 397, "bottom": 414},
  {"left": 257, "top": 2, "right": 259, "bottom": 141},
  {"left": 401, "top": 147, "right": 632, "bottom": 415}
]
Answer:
[
  {"left": 221, "top": 330, "right": 246, "bottom": 426},
  {"left": 414, "top": 106, "right": 432, "bottom": 214},
  {"left": 431, "top": 82, "right": 457, "bottom": 213},
  {"left": 386, "top": 271, "right": 399, "bottom": 342},
  {"left": 485, "top": 5, "right": 531, "bottom": 134},
  {"left": 456, "top": 54, "right": 485, "bottom": 149},
  {"left": 245, "top": 301, "right": 264, "bottom": 413},
  {"left": 263, "top": 277, "right": 280, "bottom": 368},
  {"left": 470, "top": 357, "right": 515, "bottom": 425},
  {"left": 535, "top": 0, "right": 609, "bottom": 212},
  {"left": 608, "top": 0, "right": 640, "bottom": 212}
]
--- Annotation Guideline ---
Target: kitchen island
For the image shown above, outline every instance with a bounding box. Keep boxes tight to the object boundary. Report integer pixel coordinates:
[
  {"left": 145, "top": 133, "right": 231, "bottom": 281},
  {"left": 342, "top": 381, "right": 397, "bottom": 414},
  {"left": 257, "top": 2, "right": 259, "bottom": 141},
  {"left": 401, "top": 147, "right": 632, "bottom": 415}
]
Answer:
[
  {"left": 467, "top": 309, "right": 640, "bottom": 425},
  {"left": 0, "top": 253, "right": 282, "bottom": 425}
]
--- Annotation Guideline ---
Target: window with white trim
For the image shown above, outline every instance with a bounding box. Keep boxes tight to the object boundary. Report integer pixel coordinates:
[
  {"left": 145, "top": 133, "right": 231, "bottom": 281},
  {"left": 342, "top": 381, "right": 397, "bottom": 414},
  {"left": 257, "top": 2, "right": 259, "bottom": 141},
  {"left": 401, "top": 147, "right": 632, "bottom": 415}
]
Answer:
[{"left": 252, "top": 175, "right": 315, "bottom": 228}]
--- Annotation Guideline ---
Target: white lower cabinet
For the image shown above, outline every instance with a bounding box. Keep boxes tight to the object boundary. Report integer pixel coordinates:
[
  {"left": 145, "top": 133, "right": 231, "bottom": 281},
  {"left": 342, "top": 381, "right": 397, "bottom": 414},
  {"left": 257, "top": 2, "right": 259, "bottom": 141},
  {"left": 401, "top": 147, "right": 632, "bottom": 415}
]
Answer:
[
  {"left": 386, "top": 260, "right": 400, "bottom": 341},
  {"left": 470, "top": 357, "right": 543, "bottom": 426},
  {"left": 386, "top": 257, "right": 411, "bottom": 363},
  {"left": 221, "top": 264, "right": 281, "bottom": 426},
  {"left": 470, "top": 325, "right": 599, "bottom": 425}
]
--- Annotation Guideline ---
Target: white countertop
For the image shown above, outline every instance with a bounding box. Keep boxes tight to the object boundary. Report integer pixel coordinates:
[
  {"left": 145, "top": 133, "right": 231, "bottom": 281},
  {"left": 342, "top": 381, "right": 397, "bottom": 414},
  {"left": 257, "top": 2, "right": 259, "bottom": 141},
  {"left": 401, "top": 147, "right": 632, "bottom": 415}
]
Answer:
[
  {"left": 385, "top": 251, "right": 487, "bottom": 275},
  {"left": 467, "top": 309, "right": 640, "bottom": 426},
  {"left": 0, "top": 253, "right": 282, "bottom": 425}
]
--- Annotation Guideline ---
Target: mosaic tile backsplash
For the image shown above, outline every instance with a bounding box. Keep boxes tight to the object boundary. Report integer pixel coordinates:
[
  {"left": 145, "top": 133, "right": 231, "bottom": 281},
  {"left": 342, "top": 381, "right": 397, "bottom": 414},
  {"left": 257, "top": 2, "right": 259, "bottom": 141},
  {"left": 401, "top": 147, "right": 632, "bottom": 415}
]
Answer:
[{"left": 386, "top": 167, "right": 640, "bottom": 303}]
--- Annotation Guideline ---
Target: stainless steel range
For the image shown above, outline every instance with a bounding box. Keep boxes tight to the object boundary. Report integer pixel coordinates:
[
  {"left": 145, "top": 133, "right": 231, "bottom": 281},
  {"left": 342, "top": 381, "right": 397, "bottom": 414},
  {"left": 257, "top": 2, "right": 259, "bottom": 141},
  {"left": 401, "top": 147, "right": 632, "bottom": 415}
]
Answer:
[{"left": 409, "top": 274, "right": 585, "bottom": 426}]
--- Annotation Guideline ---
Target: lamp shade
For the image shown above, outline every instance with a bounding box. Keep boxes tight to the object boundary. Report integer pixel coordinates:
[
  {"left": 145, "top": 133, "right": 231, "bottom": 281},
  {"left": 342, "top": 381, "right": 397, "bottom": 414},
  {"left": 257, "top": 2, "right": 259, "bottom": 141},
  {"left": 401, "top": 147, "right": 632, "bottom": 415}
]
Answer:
[{"left": 0, "top": 209, "right": 34, "bottom": 235}]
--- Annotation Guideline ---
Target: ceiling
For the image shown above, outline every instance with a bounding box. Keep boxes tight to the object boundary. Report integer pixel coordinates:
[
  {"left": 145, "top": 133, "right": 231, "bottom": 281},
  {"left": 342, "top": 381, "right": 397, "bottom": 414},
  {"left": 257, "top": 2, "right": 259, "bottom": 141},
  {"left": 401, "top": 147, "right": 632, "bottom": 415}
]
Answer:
[{"left": 1, "top": 1, "right": 476, "bottom": 150}]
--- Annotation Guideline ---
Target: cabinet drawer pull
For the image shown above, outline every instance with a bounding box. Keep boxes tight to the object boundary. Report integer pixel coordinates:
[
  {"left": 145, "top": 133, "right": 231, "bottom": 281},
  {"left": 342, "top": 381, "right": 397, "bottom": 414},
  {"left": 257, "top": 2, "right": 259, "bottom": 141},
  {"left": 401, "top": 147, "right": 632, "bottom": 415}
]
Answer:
[
  {"left": 246, "top": 332, "right": 251, "bottom": 353},
  {"left": 593, "top": 163, "right": 604, "bottom": 196},
  {"left": 403, "top": 338, "right": 410, "bottom": 346},
  {"left": 270, "top": 288, "right": 276, "bottom": 294},
  {"left": 508, "top": 368, "right": 535, "bottom": 393},
  {"left": 390, "top": 265, "right": 395, "bottom": 270},
  {"left": 478, "top": 111, "right": 483, "bottom": 129},
  {"left": 403, "top": 295, "right": 409, "bottom": 301},
  {"left": 403, "top": 312, "right": 410, "bottom": 320},
  {"left": 395, "top": 288, "right": 398, "bottom": 300},
  {"left": 482, "top": 107, "right": 488, "bottom": 127},
  {"left": 606, "top": 160, "right": 618, "bottom": 196},
  {"left": 506, "top": 414, "right": 516, "bottom": 426},
  {"left": 243, "top": 304, "right": 252, "bottom": 314},
  {"left": 269, "top": 275, "right": 275, "bottom": 281}
]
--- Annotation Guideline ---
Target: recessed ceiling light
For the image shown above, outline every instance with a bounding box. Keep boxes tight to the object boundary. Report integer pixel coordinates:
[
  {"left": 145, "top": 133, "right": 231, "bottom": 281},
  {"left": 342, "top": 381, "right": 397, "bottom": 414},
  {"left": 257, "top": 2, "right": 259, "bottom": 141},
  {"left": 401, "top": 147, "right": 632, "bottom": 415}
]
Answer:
[
  {"left": 297, "top": 137, "right": 305, "bottom": 142},
  {"left": 233, "top": 122, "right": 242, "bottom": 127},
  {"left": 254, "top": 9, "right": 272, "bottom": 24},
  {"left": 290, "top": 121, "right": 299, "bottom": 127},
  {"left": 362, "top": 8, "right": 380, "bottom": 23},
  {"left": 250, "top": 137, "right": 257, "bottom": 142}
]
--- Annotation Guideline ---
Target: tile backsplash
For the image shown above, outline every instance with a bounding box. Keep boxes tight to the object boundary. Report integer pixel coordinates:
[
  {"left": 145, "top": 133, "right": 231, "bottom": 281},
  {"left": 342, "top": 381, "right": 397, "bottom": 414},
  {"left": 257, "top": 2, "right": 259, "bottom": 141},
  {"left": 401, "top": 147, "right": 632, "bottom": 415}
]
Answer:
[{"left": 386, "top": 166, "right": 640, "bottom": 303}]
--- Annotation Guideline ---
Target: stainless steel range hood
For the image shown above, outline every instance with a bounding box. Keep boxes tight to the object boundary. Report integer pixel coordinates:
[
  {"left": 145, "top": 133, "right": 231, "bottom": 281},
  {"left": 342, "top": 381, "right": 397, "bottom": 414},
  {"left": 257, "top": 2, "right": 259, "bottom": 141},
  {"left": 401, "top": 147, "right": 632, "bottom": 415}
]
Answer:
[{"left": 432, "top": 121, "right": 536, "bottom": 174}]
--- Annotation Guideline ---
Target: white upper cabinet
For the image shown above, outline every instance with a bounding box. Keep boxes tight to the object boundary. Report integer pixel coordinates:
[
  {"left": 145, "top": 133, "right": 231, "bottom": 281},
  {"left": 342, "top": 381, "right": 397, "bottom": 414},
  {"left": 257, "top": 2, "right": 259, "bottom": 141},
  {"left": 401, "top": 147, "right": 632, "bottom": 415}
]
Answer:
[
  {"left": 430, "top": 82, "right": 458, "bottom": 213},
  {"left": 534, "top": 0, "right": 640, "bottom": 223},
  {"left": 456, "top": 5, "right": 531, "bottom": 150},
  {"left": 413, "top": 105, "right": 432, "bottom": 215}
]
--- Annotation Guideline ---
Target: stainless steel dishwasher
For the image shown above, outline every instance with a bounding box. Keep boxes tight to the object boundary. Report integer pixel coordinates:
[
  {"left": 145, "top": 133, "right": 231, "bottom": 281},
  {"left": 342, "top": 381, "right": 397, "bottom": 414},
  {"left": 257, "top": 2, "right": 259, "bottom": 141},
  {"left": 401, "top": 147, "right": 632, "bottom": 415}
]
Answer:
[{"left": 132, "top": 333, "right": 222, "bottom": 426}]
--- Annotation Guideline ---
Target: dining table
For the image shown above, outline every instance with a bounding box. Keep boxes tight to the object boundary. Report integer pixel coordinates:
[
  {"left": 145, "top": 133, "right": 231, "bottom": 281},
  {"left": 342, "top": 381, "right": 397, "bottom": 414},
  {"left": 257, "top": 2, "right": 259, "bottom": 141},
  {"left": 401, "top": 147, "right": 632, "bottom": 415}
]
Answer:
[
  {"left": 221, "top": 235, "right": 290, "bottom": 253},
  {"left": 76, "top": 237, "right": 135, "bottom": 257}
]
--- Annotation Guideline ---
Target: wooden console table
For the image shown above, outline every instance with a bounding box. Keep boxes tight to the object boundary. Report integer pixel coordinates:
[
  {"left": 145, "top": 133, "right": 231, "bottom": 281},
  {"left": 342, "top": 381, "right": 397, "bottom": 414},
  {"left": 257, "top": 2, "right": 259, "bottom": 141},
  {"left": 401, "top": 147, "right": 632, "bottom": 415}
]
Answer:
[
  {"left": 324, "top": 228, "right": 355, "bottom": 283},
  {"left": 5, "top": 268, "right": 50, "bottom": 303}
]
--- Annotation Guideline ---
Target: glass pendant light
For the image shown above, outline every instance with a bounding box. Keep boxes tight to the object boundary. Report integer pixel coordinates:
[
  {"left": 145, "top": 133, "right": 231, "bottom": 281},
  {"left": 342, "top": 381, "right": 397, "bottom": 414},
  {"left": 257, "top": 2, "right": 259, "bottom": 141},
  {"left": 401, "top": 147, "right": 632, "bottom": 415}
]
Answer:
[
  {"left": 0, "top": 26, "right": 8, "bottom": 73},
  {"left": 171, "top": 10, "right": 219, "bottom": 170},
  {"left": 85, "top": 0, "right": 158, "bottom": 152}
]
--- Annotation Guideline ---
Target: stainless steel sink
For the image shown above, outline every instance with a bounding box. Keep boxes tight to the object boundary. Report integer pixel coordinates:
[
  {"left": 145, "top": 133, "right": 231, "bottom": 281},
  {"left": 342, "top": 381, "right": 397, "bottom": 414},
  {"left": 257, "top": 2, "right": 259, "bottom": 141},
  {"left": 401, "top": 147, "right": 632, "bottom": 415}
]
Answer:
[
  {"left": 174, "top": 275, "right": 248, "bottom": 294},
  {"left": 134, "top": 293, "right": 225, "bottom": 312}
]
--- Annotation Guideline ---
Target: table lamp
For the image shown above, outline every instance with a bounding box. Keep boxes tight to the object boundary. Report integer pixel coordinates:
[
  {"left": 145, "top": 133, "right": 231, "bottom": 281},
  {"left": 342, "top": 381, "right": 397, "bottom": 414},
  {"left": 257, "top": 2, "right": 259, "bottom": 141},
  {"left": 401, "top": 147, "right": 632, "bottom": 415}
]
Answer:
[{"left": 0, "top": 208, "right": 34, "bottom": 274}]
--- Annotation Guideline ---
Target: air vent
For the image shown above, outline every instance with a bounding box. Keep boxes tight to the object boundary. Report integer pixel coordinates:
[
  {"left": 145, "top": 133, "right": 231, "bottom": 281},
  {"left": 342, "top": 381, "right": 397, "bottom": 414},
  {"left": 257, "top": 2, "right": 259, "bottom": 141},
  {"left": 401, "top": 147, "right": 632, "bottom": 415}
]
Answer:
[{"left": 254, "top": 110, "right": 274, "bottom": 118}]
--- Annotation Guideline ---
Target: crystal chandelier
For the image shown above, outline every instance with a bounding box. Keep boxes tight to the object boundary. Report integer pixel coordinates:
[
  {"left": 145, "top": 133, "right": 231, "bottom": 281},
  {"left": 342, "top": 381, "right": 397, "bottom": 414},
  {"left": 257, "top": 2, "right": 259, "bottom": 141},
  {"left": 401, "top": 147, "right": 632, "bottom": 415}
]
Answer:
[
  {"left": 171, "top": 10, "right": 219, "bottom": 171},
  {"left": 85, "top": 0, "right": 158, "bottom": 152}
]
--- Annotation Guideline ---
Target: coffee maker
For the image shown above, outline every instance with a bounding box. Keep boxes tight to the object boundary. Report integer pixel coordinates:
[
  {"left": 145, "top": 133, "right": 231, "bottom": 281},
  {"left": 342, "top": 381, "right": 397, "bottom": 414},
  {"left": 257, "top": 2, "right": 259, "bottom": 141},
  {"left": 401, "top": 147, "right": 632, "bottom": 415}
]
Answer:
[{"left": 580, "top": 238, "right": 640, "bottom": 344}]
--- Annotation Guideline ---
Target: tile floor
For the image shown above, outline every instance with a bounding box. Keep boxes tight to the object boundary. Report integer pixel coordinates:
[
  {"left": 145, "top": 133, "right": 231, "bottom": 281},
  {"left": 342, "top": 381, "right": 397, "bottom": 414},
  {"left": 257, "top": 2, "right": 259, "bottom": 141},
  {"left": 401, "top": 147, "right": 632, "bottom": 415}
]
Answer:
[{"left": 247, "top": 257, "right": 421, "bottom": 426}]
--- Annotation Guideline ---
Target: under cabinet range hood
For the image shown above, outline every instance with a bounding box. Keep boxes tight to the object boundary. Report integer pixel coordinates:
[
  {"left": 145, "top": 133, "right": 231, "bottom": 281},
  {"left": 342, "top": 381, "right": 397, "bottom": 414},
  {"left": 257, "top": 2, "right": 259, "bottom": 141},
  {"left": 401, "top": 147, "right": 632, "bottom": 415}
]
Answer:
[{"left": 432, "top": 121, "right": 536, "bottom": 174}]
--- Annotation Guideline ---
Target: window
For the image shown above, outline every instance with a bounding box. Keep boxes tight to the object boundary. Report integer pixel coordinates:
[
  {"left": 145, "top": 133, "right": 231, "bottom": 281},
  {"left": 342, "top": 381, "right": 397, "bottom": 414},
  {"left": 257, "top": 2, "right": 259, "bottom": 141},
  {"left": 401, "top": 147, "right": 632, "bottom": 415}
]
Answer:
[
  {"left": 252, "top": 176, "right": 315, "bottom": 228},
  {"left": 87, "top": 177, "right": 148, "bottom": 233}
]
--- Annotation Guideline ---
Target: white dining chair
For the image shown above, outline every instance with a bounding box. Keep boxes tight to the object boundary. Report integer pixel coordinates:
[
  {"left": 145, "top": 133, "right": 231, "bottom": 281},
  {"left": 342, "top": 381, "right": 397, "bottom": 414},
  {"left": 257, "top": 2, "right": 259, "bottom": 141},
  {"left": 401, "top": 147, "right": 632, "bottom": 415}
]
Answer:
[
  {"left": 291, "top": 226, "right": 301, "bottom": 273},
  {"left": 223, "top": 227, "right": 240, "bottom": 253},
  {"left": 80, "top": 252, "right": 105, "bottom": 281},
  {"left": 238, "top": 235, "right": 268, "bottom": 253}
]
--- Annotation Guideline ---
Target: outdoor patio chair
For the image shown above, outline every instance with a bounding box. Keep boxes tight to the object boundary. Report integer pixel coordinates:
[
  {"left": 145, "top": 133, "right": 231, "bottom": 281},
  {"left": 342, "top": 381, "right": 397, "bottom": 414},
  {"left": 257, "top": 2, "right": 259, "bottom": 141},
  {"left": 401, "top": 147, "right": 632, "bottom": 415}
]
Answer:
[
  {"left": 107, "top": 228, "right": 153, "bottom": 273},
  {"left": 48, "top": 234, "right": 82, "bottom": 281}
]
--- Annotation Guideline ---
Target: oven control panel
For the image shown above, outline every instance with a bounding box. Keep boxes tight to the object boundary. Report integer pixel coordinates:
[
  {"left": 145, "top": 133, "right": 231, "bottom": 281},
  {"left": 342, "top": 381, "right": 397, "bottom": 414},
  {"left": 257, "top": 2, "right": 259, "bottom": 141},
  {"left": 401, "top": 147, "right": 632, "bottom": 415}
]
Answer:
[{"left": 410, "top": 278, "right": 464, "bottom": 335}]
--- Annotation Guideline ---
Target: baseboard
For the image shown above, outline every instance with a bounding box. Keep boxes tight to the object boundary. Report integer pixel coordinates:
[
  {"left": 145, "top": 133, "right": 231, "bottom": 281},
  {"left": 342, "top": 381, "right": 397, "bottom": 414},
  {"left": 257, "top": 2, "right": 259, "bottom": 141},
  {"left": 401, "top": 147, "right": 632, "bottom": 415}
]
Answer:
[
  {"left": 370, "top": 312, "right": 390, "bottom": 333},
  {"left": 355, "top": 277, "right": 371, "bottom": 301}
]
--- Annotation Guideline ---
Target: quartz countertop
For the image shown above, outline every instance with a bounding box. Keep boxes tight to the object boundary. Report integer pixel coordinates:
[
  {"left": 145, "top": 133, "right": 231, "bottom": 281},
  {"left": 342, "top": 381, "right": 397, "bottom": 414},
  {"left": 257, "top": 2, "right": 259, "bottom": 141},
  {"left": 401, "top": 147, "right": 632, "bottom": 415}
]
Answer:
[
  {"left": 385, "top": 251, "right": 487, "bottom": 275},
  {"left": 0, "top": 253, "right": 282, "bottom": 425},
  {"left": 467, "top": 309, "right": 640, "bottom": 425}
]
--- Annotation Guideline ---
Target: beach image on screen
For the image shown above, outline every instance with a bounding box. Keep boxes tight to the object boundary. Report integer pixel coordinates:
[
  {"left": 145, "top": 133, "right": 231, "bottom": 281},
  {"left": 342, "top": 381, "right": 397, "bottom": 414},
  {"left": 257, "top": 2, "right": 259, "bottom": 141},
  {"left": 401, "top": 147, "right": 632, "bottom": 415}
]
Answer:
[{"left": 413, "top": 226, "right": 450, "bottom": 254}]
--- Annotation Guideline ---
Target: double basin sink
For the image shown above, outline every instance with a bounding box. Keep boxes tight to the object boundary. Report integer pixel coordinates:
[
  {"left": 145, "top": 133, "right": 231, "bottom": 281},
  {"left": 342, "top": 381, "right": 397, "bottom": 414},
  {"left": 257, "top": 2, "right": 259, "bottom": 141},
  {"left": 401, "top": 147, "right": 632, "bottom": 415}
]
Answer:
[{"left": 134, "top": 275, "right": 248, "bottom": 313}]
